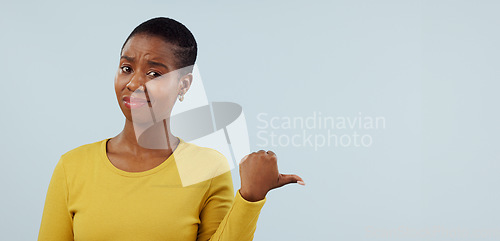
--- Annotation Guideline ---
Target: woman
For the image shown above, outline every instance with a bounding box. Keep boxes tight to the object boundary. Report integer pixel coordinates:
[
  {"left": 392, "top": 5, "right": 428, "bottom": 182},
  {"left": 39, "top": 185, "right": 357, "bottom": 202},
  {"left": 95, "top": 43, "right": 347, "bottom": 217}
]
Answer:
[{"left": 38, "top": 17, "right": 305, "bottom": 241}]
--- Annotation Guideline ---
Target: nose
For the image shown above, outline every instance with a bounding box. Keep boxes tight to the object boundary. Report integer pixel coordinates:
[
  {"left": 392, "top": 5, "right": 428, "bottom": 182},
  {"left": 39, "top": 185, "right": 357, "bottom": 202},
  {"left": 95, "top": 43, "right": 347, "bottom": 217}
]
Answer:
[{"left": 126, "top": 73, "right": 146, "bottom": 92}]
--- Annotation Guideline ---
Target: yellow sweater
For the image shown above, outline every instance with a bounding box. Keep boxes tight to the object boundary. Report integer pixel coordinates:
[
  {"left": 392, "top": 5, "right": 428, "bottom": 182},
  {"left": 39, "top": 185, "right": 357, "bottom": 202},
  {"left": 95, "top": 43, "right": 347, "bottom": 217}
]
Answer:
[{"left": 38, "top": 137, "right": 266, "bottom": 241}]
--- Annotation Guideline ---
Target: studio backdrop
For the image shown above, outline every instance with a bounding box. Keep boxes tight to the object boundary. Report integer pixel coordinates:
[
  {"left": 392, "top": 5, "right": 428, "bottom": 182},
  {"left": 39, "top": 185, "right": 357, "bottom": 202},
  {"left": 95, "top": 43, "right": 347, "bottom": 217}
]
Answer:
[{"left": 1, "top": 1, "right": 500, "bottom": 241}]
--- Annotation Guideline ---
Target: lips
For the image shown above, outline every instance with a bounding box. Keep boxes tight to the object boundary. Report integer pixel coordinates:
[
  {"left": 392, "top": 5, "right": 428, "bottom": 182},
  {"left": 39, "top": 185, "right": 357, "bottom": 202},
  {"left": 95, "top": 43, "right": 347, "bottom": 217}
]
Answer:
[{"left": 123, "top": 96, "right": 150, "bottom": 109}]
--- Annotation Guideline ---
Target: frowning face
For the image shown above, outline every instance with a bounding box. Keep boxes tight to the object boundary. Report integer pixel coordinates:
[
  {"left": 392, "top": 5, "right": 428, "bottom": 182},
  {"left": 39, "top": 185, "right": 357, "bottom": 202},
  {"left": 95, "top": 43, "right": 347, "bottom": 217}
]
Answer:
[{"left": 114, "top": 34, "right": 190, "bottom": 124}]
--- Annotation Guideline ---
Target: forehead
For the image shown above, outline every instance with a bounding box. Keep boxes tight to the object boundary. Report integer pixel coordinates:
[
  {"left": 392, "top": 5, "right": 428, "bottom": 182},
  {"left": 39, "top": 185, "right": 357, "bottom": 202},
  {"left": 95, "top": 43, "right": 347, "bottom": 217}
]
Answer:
[{"left": 121, "top": 34, "right": 176, "bottom": 61}]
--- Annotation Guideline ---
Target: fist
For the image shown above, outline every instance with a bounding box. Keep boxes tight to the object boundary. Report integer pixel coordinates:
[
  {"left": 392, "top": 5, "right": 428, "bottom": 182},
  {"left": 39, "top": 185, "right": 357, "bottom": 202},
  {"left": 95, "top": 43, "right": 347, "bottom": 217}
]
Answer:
[{"left": 239, "top": 150, "right": 305, "bottom": 202}]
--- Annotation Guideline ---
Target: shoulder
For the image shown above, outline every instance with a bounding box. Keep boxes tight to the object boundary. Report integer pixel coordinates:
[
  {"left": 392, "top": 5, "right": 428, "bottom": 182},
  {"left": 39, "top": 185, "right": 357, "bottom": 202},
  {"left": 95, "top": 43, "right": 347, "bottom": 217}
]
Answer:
[
  {"left": 181, "top": 142, "right": 229, "bottom": 164},
  {"left": 176, "top": 141, "right": 232, "bottom": 187},
  {"left": 58, "top": 138, "right": 107, "bottom": 171}
]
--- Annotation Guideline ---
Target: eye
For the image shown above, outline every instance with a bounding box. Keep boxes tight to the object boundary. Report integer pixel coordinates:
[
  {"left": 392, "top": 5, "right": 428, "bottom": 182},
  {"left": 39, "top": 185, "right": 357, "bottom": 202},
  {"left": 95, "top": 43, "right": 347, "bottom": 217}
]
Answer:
[
  {"left": 120, "top": 66, "right": 132, "bottom": 73},
  {"left": 147, "top": 71, "right": 162, "bottom": 78}
]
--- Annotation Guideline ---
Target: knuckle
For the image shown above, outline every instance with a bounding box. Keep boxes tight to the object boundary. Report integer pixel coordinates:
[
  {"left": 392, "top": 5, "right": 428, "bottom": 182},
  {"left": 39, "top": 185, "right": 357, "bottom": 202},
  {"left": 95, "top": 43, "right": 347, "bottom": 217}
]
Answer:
[
  {"left": 266, "top": 154, "right": 277, "bottom": 162},
  {"left": 266, "top": 150, "right": 277, "bottom": 160}
]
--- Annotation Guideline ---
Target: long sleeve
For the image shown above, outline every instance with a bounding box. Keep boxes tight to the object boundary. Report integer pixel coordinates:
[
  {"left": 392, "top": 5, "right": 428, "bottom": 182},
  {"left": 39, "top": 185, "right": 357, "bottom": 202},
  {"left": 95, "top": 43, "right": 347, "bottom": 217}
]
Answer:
[
  {"left": 38, "top": 157, "right": 74, "bottom": 241},
  {"left": 197, "top": 170, "right": 266, "bottom": 241},
  {"left": 37, "top": 138, "right": 266, "bottom": 240}
]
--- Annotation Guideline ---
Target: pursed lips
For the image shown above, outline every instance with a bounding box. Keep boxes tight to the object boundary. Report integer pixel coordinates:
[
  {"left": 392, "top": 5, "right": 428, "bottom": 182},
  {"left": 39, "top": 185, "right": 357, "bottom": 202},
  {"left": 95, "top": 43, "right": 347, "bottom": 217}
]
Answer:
[
  {"left": 124, "top": 96, "right": 149, "bottom": 102},
  {"left": 123, "top": 96, "right": 151, "bottom": 108}
]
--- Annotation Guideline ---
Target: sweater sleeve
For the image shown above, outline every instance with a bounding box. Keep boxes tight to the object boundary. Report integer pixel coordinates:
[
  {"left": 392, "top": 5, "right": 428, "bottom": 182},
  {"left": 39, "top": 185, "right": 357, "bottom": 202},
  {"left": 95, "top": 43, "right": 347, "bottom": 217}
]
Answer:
[
  {"left": 38, "top": 156, "right": 74, "bottom": 241},
  {"left": 197, "top": 170, "right": 266, "bottom": 241}
]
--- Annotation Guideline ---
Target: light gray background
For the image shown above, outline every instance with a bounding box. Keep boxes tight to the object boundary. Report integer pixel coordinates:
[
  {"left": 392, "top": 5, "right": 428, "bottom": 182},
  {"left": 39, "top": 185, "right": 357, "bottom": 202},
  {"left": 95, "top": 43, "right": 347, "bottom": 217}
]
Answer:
[{"left": 1, "top": 1, "right": 499, "bottom": 240}]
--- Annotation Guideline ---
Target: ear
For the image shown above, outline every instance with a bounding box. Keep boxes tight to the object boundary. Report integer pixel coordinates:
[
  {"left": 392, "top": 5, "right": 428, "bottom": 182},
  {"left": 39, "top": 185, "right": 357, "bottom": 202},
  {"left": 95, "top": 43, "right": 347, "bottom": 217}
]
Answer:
[{"left": 179, "top": 73, "right": 193, "bottom": 95}]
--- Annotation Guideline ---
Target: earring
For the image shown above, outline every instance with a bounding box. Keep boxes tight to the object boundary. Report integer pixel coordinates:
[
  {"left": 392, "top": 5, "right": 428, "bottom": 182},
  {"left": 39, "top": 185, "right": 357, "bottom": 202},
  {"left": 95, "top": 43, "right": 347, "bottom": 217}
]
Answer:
[{"left": 178, "top": 94, "right": 184, "bottom": 102}]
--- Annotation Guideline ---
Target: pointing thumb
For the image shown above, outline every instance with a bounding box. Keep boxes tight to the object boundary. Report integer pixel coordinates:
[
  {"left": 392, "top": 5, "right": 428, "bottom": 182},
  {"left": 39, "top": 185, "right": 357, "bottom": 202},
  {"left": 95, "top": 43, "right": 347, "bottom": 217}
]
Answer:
[{"left": 275, "top": 174, "right": 306, "bottom": 189}]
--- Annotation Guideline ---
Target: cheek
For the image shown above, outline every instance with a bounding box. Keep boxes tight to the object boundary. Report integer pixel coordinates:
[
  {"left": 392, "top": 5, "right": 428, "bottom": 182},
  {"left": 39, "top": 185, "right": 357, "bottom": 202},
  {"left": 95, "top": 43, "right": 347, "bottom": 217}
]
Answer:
[
  {"left": 145, "top": 79, "right": 179, "bottom": 120},
  {"left": 146, "top": 79, "right": 178, "bottom": 102},
  {"left": 114, "top": 75, "right": 127, "bottom": 94}
]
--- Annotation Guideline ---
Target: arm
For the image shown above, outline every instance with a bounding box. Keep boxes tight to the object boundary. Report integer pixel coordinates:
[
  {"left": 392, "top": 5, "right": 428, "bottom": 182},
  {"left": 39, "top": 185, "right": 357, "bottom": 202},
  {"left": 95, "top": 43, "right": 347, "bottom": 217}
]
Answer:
[
  {"left": 38, "top": 157, "right": 74, "bottom": 241},
  {"left": 197, "top": 149, "right": 304, "bottom": 241},
  {"left": 197, "top": 170, "right": 266, "bottom": 241}
]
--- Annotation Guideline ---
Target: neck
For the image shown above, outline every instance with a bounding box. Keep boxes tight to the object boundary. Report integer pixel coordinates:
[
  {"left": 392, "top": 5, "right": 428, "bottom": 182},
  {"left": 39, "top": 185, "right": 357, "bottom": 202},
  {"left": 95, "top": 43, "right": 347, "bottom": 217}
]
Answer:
[{"left": 114, "top": 118, "right": 179, "bottom": 155}]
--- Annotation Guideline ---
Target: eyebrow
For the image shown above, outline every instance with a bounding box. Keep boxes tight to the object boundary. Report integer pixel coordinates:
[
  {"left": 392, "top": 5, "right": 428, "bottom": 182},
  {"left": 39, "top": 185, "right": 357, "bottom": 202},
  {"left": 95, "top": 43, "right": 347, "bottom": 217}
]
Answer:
[
  {"left": 120, "top": 55, "right": 169, "bottom": 71},
  {"left": 147, "top": 60, "right": 169, "bottom": 70},
  {"left": 120, "top": 55, "right": 134, "bottom": 62}
]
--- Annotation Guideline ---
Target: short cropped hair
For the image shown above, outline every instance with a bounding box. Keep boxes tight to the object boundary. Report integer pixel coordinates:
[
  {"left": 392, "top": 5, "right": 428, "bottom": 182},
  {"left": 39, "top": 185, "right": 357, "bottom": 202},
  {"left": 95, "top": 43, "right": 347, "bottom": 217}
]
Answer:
[{"left": 121, "top": 17, "right": 197, "bottom": 73}]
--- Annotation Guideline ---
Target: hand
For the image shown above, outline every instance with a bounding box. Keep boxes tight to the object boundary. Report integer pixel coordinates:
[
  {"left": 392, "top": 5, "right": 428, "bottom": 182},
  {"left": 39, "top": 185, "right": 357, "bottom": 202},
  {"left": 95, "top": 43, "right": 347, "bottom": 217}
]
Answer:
[{"left": 239, "top": 150, "right": 305, "bottom": 202}]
